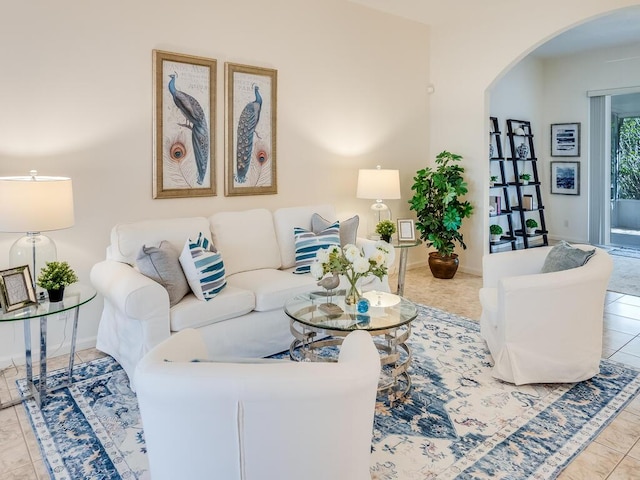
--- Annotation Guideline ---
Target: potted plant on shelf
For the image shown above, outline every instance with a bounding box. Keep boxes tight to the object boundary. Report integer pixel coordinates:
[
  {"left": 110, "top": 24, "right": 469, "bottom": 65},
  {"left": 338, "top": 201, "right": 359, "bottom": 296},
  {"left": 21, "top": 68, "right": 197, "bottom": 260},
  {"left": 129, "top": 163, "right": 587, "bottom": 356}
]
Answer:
[
  {"left": 490, "top": 224, "right": 503, "bottom": 242},
  {"left": 375, "top": 220, "right": 396, "bottom": 243},
  {"left": 490, "top": 175, "right": 498, "bottom": 187},
  {"left": 519, "top": 173, "right": 532, "bottom": 185},
  {"left": 409, "top": 150, "right": 474, "bottom": 279},
  {"left": 525, "top": 218, "right": 538, "bottom": 236},
  {"left": 37, "top": 261, "right": 78, "bottom": 302}
]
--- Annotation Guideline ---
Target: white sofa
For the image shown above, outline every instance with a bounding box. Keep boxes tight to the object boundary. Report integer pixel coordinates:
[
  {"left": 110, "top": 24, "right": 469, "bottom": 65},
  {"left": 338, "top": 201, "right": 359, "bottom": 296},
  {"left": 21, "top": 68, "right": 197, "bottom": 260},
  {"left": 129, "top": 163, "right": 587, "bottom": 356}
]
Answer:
[
  {"left": 90, "top": 204, "right": 394, "bottom": 390},
  {"left": 135, "top": 328, "right": 380, "bottom": 480},
  {"left": 479, "top": 244, "right": 612, "bottom": 385}
]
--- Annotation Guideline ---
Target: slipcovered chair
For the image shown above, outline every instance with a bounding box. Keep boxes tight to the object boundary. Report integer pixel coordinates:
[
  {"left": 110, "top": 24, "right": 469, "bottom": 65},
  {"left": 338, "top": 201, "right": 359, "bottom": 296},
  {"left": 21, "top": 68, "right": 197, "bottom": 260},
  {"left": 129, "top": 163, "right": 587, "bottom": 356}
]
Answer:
[
  {"left": 135, "top": 328, "right": 381, "bottom": 480},
  {"left": 479, "top": 243, "right": 613, "bottom": 385}
]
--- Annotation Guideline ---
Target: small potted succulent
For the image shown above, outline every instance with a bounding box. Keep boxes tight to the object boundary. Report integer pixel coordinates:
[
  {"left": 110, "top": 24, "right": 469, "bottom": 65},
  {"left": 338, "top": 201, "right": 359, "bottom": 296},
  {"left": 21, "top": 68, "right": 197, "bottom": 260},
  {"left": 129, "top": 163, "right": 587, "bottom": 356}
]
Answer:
[
  {"left": 489, "top": 224, "right": 503, "bottom": 242},
  {"left": 37, "top": 261, "right": 78, "bottom": 302},
  {"left": 375, "top": 220, "right": 396, "bottom": 243},
  {"left": 519, "top": 173, "right": 532, "bottom": 185},
  {"left": 490, "top": 175, "right": 498, "bottom": 187},
  {"left": 525, "top": 218, "right": 538, "bottom": 236}
]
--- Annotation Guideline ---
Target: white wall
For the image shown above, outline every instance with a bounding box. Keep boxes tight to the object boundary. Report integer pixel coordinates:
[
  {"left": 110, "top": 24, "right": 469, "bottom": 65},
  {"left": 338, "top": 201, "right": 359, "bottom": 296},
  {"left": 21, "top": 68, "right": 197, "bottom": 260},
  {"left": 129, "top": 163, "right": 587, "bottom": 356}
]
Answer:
[
  {"left": 0, "top": 0, "right": 430, "bottom": 366},
  {"left": 427, "top": 0, "right": 640, "bottom": 275}
]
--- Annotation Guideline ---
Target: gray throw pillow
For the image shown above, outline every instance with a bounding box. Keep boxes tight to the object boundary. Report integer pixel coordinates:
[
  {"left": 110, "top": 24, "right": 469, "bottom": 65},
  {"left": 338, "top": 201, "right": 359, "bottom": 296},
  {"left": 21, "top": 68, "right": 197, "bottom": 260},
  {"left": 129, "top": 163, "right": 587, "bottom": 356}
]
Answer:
[
  {"left": 541, "top": 240, "right": 596, "bottom": 273},
  {"left": 137, "top": 241, "right": 190, "bottom": 306},
  {"left": 311, "top": 213, "right": 359, "bottom": 246}
]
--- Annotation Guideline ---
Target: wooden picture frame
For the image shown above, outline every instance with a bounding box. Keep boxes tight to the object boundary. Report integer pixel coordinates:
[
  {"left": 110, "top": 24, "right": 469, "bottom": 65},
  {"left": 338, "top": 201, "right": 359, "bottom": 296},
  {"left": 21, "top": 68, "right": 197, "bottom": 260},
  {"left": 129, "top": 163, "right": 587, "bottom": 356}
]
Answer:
[
  {"left": 225, "top": 62, "right": 277, "bottom": 196},
  {"left": 397, "top": 219, "right": 416, "bottom": 242},
  {"left": 551, "top": 123, "right": 580, "bottom": 157},
  {"left": 153, "top": 50, "right": 217, "bottom": 199},
  {"left": 550, "top": 161, "right": 580, "bottom": 195},
  {"left": 0, "top": 265, "right": 37, "bottom": 312}
]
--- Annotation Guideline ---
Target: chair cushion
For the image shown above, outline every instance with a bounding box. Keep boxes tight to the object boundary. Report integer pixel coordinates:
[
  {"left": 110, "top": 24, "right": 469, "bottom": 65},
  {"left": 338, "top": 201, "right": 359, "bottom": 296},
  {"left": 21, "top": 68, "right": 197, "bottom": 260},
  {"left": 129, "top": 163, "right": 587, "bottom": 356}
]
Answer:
[
  {"left": 311, "top": 213, "right": 359, "bottom": 246},
  {"left": 541, "top": 240, "right": 596, "bottom": 273},
  {"left": 136, "top": 241, "right": 190, "bottom": 307},
  {"left": 179, "top": 233, "right": 227, "bottom": 301},
  {"left": 293, "top": 222, "right": 340, "bottom": 274}
]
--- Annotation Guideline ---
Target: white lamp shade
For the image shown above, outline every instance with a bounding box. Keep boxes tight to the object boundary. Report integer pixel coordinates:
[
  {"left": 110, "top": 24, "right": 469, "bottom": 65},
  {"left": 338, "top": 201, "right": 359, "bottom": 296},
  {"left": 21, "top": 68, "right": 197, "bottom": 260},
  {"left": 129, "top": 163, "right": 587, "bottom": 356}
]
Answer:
[
  {"left": 0, "top": 175, "right": 74, "bottom": 233},
  {"left": 356, "top": 168, "right": 401, "bottom": 200}
]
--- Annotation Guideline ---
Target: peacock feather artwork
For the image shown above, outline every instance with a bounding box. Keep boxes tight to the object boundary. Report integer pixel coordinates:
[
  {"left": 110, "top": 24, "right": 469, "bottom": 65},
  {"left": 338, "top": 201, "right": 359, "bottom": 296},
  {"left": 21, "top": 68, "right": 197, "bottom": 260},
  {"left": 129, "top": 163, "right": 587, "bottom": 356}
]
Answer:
[
  {"left": 235, "top": 85, "right": 262, "bottom": 184},
  {"left": 167, "top": 73, "right": 209, "bottom": 186}
]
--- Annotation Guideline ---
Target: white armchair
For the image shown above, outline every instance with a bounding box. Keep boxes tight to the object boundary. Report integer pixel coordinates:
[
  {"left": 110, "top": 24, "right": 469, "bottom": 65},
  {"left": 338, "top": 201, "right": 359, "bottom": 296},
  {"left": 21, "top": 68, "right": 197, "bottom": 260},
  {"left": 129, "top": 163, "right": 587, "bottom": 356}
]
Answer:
[
  {"left": 135, "top": 328, "right": 381, "bottom": 480},
  {"left": 479, "top": 245, "right": 613, "bottom": 385}
]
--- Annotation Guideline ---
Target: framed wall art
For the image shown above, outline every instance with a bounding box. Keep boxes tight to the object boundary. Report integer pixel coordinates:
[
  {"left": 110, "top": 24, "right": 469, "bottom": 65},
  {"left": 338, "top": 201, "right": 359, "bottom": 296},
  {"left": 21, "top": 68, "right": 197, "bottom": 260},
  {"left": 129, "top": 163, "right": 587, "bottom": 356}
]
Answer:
[
  {"left": 225, "top": 62, "right": 277, "bottom": 196},
  {"left": 153, "top": 50, "right": 217, "bottom": 199},
  {"left": 397, "top": 219, "right": 416, "bottom": 242},
  {"left": 550, "top": 123, "right": 580, "bottom": 157},
  {"left": 550, "top": 161, "right": 580, "bottom": 195},
  {"left": 0, "top": 265, "right": 37, "bottom": 312}
]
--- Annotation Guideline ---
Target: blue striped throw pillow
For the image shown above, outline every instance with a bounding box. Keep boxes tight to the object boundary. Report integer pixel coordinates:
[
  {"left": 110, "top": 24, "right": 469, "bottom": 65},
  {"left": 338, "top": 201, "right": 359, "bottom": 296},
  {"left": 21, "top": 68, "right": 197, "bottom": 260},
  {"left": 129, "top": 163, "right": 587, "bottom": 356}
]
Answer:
[
  {"left": 293, "top": 222, "right": 340, "bottom": 274},
  {"left": 179, "top": 232, "right": 227, "bottom": 301}
]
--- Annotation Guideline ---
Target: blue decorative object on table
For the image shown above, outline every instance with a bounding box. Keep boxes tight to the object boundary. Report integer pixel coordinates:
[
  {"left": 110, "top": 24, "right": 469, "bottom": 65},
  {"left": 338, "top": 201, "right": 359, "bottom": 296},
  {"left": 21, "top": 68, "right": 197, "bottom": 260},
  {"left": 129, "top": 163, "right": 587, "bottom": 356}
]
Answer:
[{"left": 357, "top": 297, "right": 370, "bottom": 313}]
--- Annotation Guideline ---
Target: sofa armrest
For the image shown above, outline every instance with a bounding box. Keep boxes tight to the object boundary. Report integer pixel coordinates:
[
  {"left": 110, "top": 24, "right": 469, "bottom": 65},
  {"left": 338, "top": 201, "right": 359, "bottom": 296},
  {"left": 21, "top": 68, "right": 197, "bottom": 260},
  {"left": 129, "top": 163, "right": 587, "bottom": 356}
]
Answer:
[{"left": 90, "top": 260, "right": 170, "bottom": 320}]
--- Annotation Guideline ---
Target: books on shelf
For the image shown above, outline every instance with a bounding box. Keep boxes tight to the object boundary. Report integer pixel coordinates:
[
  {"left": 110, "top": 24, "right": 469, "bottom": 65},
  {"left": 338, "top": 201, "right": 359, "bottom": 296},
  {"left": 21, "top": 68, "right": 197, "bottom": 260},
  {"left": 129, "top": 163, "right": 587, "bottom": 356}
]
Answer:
[
  {"left": 489, "top": 196, "right": 501, "bottom": 216},
  {"left": 522, "top": 194, "right": 534, "bottom": 210}
]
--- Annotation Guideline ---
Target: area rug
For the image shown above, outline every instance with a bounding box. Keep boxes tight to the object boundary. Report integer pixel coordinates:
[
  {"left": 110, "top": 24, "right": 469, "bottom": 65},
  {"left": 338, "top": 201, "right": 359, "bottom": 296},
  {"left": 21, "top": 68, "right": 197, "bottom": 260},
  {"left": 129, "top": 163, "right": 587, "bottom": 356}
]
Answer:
[{"left": 19, "top": 305, "right": 640, "bottom": 480}]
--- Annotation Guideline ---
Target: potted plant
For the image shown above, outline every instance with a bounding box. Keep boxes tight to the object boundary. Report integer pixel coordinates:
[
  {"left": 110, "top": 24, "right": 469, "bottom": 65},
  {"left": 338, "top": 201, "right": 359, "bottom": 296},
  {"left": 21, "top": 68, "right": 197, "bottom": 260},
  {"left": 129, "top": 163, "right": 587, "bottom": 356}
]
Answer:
[
  {"left": 490, "top": 175, "right": 498, "bottom": 187},
  {"left": 37, "top": 261, "right": 78, "bottom": 302},
  {"left": 409, "top": 150, "right": 474, "bottom": 279},
  {"left": 490, "top": 224, "right": 503, "bottom": 242},
  {"left": 375, "top": 220, "right": 396, "bottom": 243},
  {"left": 519, "top": 173, "right": 531, "bottom": 185},
  {"left": 525, "top": 218, "right": 538, "bottom": 236}
]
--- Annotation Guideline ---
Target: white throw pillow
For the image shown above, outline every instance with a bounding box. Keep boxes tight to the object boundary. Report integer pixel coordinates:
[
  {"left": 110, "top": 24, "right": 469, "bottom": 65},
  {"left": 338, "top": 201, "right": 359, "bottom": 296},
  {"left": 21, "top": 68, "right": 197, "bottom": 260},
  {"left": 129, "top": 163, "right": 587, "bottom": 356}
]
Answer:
[
  {"left": 179, "top": 233, "right": 227, "bottom": 301},
  {"left": 293, "top": 222, "right": 340, "bottom": 274}
]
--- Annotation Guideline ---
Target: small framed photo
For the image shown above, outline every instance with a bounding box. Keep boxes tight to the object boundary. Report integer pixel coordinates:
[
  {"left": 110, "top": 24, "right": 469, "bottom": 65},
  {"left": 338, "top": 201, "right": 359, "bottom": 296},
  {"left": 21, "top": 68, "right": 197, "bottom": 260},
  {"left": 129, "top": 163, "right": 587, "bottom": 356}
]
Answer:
[
  {"left": 550, "top": 161, "right": 580, "bottom": 195},
  {"left": 551, "top": 123, "right": 580, "bottom": 157},
  {"left": 0, "top": 266, "right": 37, "bottom": 312},
  {"left": 397, "top": 219, "right": 416, "bottom": 242}
]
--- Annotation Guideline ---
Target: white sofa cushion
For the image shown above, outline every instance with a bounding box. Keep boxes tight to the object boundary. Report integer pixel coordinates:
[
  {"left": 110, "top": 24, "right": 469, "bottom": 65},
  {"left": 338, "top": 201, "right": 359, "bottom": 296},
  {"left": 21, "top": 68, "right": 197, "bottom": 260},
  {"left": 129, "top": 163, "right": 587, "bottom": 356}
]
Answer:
[
  {"left": 170, "top": 287, "right": 255, "bottom": 331},
  {"left": 226, "top": 269, "right": 317, "bottom": 312},
  {"left": 209, "top": 209, "right": 281, "bottom": 276},
  {"left": 273, "top": 204, "right": 336, "bottom": 269},
  {"left": 109, "top": 217, "right": 211, "bottom": 265}
]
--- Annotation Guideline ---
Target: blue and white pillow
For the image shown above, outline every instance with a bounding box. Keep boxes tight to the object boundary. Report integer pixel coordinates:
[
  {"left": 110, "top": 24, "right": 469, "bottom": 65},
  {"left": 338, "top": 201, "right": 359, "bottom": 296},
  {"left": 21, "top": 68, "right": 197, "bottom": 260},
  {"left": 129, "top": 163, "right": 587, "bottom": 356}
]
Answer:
[
  {"left": 179, "top": 232, "right": 227, "bottom": 301},
  {"left": 293, "top": 222, "right": 340, "bottom": 274}
]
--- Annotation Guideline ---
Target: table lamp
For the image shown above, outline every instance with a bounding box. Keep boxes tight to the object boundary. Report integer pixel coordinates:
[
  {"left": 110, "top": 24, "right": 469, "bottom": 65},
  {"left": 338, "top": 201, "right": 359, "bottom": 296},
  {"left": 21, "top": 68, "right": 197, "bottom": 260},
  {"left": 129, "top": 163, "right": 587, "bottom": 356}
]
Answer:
[
  {"left": 0, "top": 170, "right": 74, "bottom": 289},
  {"left": 356, "top": 166, "right": 401, "bottom": 239}
]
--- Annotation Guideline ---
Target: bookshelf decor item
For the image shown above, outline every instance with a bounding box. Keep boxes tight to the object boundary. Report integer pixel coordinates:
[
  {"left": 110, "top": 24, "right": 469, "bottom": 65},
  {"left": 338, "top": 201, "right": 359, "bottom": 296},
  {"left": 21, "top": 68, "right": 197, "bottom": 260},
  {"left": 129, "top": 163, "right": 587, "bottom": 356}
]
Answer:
[{"left": 551, "top": 123, "right": 580, "bottom": 157}]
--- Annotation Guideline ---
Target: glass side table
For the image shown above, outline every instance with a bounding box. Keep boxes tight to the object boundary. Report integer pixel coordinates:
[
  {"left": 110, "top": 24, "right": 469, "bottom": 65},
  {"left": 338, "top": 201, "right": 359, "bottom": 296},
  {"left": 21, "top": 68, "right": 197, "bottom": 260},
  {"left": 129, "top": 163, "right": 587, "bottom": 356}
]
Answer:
[
  {"left": 0, "top": 283, "right": 96, "bottom": 409},
  {"left": 392, "top": 239, "right": 422, "bottom": 295}
]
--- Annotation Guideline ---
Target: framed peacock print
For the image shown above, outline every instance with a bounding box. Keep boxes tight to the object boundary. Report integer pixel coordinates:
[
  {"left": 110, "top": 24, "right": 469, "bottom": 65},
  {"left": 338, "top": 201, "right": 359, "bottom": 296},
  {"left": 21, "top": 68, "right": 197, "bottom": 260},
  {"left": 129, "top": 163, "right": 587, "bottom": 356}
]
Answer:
[
  {"left": 224, "top": 62, "right": 277, "bottom": 196},
  {"left": 153, "top": 50, "right": 217, "bottom": 199}
]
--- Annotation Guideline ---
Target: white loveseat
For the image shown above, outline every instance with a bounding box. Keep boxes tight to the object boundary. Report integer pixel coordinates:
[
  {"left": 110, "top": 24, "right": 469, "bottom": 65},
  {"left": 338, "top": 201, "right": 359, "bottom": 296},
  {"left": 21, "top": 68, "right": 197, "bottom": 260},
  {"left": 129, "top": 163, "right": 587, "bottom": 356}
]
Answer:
[{"left": 90, "top": 204, "right": 394, "bottom": 390}]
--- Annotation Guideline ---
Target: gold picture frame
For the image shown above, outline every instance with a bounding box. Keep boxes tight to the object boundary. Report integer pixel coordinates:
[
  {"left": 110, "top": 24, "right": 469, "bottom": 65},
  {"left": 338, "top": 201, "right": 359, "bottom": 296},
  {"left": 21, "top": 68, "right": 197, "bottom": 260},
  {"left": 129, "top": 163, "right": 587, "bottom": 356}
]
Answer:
[
  {"left": 153, "top": 50, "right": 217, "bottom": 199},
  {"left": 225, "top": 62, "right": 277, "bottom": 196},
  {"left": 0, "top": 265, "right": 37, "bottom": 313}
]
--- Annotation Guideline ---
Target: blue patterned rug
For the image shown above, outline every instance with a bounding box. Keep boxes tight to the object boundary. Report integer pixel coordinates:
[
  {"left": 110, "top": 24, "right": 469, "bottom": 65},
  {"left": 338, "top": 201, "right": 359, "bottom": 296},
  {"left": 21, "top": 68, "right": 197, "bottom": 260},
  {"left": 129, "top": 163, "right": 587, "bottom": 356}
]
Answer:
[{"left": 19, "top": 305, "right": 640, "bottom": 479}]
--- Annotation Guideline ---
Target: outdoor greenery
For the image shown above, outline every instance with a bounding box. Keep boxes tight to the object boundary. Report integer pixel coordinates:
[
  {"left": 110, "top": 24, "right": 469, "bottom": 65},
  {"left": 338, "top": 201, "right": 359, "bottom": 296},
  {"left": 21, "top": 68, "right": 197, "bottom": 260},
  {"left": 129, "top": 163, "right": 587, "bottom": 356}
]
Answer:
[{"left": 616, "top": 117, "right": 640, "bottom": 200}]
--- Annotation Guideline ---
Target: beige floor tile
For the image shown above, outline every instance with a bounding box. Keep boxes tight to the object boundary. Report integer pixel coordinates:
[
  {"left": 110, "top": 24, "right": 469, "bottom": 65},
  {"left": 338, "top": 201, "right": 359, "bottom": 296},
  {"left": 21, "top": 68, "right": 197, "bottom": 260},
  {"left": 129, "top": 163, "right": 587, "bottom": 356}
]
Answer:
[
  {"left": 603, "top": 329, "right": 635, "bottom": 351},
  {"left": 556, "top": 441, "right": 623, "bottom": 479},
  {"left": 610, "top": 351, "right": 640, "bottom": 369},
  {"left": 603, "top": 347, "right": 617, "bottom": 358},
  {"left": 628, "top": 439, "right": 640, "bottom": 460},
  {"left": 606, "top": 292, "right": 626, "bottom": 304},
  {"left": 607, "top": 455, "right": 640, "bottom": 479},
  {"left": 604, "top": 313, "right": 640, "bottom": 335},
  {"left": 619, "top": 337, "right": 640, "bottom": 356},
  {"left": 595, "top": 410, "right": 640, "bottom": 453},
  {"left": 626, "top": 395, "right": 640, "bottom": 417},
  {"left": 605, "top": 302, "right": 640, "bottom": 320},
  {"left": 617, "top": 295, "right": 640, "bottom": 308},
  {"left": 76, "top": 347, "right": 107, "bottom": 363},
  {"left": 34, "top": 459, "right": 50, "bottom": 480},
  {"left": 2, "top": 463, "right": 38, "bottom": 480},
  {"left": 0, "top": 438, "right": 33, "bottom": 474}
]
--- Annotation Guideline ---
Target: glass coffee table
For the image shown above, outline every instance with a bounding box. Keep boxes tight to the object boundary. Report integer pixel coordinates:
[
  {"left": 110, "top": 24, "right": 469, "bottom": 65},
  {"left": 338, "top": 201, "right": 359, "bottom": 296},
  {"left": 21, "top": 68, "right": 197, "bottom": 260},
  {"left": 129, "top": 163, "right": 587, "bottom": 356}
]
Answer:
[{"left": 284, "top": 290, "right": 418, "bottom": 403}]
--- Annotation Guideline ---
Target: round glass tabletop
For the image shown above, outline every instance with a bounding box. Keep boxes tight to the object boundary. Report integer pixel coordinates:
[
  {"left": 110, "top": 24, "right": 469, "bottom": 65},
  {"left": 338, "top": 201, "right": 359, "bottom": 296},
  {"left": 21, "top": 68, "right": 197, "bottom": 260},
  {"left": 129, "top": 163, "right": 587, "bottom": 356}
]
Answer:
[
  {"left": 0, "top": 283, "right": 97, "bottom": 322},
  {"left": 284, "top": 290, "right": 417, "bottom": 333}
]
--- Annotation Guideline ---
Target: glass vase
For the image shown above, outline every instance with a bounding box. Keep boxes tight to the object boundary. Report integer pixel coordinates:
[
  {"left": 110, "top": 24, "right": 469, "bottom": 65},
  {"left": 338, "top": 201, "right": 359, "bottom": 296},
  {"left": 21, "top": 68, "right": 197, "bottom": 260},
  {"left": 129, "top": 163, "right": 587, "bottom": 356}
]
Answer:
[{"left": 345, "top": 275, "right": 362, "bottom": 305}]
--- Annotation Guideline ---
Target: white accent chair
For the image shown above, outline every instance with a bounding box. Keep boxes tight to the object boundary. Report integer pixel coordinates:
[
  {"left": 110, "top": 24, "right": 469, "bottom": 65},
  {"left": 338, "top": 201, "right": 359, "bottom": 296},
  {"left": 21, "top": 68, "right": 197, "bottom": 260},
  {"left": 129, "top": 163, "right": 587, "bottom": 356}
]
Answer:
[
  {"left": 135, "top": 328, "right": 381, "bottom": 480},
  {"left": 479, "top": 245, "right": 613, "bottom": 385}
]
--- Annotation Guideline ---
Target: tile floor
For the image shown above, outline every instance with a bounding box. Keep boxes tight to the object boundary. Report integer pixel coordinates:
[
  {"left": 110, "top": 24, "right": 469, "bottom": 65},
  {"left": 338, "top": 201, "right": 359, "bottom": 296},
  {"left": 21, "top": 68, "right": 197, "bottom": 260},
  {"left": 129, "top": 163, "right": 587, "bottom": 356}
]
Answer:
[{"left": 1, "top": 266, "right": 639, "bottom": 479}]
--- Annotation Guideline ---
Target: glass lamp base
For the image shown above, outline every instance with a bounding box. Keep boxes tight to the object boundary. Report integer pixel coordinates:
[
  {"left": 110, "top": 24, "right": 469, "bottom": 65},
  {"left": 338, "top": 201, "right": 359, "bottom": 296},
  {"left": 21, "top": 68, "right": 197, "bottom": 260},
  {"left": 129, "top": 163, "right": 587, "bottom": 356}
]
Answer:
[
  {"left": 9, "top": 233, "right": 57, "bottom": 291},
  {"left": 368, "top": 202, "right": 392, "bottom": 240}
]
